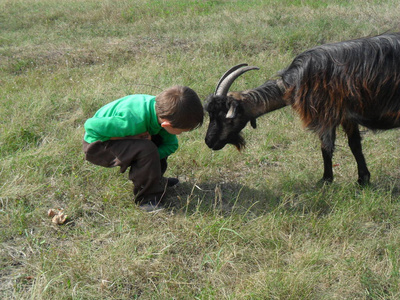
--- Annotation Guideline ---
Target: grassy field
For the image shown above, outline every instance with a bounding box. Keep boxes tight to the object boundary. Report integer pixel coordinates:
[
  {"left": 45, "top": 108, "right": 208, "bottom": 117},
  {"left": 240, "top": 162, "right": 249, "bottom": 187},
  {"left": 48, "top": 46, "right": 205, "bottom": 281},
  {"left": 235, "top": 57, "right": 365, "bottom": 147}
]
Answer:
[{"left": 2, "top": 0, "right": 400, "bottom": 299}]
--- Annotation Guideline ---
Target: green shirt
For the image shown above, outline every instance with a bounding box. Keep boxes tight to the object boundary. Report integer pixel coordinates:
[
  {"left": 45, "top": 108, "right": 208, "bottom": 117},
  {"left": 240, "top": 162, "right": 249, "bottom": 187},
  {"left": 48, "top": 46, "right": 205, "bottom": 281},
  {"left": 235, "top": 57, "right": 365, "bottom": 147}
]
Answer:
[{"left": 83, "top": 95, "right": 178, "bottom": 159}]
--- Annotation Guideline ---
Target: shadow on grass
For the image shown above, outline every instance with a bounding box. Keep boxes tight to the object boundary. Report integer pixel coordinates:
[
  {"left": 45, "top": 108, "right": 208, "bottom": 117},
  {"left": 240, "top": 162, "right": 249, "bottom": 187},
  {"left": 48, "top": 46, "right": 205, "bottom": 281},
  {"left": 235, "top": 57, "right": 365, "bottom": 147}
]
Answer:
[
  {"left": 163, "top": 179, "right": 343, "bottom": 218},
  {"left": 164, "top": 174, "right": 400, "bottom": 218},
  {"left": 164, "top": 180, "right": 281, "bottom": 217},
  {"left": 370, "top": 172, "right": 400, "bottom": 198}
]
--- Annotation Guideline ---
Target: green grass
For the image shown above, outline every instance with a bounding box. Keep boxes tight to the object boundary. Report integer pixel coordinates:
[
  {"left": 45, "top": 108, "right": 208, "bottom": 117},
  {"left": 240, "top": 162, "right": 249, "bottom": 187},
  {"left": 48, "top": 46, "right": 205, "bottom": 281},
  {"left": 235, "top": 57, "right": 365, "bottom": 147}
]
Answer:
[{"left": 2, "top": 0, "right": 400, "bottom": 299}]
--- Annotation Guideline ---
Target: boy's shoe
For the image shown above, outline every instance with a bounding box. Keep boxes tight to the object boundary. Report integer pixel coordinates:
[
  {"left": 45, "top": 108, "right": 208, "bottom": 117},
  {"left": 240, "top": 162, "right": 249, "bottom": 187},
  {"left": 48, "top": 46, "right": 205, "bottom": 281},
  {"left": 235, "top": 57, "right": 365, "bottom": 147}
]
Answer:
[
  {"left": 164, "top": 177, "right": 179, "bottom": 187},
  {"left": 139, "top": 193, "right": 164, "bottom": 212}
]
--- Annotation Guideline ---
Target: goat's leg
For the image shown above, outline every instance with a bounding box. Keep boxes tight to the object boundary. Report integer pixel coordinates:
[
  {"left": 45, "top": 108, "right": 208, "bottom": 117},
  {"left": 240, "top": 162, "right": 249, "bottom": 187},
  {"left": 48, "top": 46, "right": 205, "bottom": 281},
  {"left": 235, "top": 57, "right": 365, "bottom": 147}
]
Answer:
[
  {"left": 341, "top": 121, "right": 370, "bottom": 185},
  {"left": 319, "top": 127, "right": 336, "bottom": 183}
]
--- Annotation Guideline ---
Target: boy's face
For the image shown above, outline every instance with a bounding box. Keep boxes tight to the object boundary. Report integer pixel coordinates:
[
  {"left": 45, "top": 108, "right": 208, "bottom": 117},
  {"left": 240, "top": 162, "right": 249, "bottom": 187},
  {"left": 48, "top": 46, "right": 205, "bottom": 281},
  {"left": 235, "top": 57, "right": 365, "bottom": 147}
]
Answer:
[{"left": 160, "top": 119, "right": 190, "bottom": 135}]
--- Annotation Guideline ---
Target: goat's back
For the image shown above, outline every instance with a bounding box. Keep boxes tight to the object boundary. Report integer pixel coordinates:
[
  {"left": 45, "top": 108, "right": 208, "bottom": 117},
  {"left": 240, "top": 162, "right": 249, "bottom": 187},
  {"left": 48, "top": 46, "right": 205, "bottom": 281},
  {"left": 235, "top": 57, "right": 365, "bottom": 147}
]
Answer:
[{"left": 281, "top": 33, "right": 400, "bottom": 132}]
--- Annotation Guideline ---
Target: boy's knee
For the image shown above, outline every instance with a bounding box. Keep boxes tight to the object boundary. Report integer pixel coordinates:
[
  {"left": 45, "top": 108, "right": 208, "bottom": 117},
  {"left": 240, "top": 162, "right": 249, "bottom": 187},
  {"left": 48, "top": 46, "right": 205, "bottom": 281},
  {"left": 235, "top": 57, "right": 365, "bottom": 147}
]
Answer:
[{"left": 83, "top": 140, "right": 115, "bottom": 167}]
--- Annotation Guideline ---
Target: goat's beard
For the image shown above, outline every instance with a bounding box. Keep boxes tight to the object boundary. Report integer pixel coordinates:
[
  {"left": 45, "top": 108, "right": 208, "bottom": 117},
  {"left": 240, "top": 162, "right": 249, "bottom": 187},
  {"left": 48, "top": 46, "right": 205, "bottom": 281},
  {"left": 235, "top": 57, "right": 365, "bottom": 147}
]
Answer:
[{"left": 231, "top": 134, "right": 246, "bottom": 151}]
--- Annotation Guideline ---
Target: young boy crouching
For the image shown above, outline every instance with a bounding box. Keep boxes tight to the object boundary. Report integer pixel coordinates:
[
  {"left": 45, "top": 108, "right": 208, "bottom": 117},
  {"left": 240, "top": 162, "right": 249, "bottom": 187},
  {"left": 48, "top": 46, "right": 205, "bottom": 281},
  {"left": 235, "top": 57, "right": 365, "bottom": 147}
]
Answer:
[{"left": 83, "top": 86, "right": 204, "bottom": 212}]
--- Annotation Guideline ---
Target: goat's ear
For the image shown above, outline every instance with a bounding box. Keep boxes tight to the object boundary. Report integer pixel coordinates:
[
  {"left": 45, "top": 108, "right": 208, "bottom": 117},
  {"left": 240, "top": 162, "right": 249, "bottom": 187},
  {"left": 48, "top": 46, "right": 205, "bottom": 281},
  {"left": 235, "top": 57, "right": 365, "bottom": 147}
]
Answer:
[
  {"left": 226, "top": 101, "right": 239, "bottom": 119},
  {"left": 250, "top": 118, "right": 257, "bottom": 129}
]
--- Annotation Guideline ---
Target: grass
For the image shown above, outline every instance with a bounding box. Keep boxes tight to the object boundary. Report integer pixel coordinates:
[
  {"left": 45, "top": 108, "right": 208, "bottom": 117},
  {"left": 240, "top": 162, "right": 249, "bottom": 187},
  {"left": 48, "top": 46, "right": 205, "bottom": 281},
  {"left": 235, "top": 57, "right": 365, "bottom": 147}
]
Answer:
[{"left": 1, "top": 0, "right": 400, "bottom": 298}]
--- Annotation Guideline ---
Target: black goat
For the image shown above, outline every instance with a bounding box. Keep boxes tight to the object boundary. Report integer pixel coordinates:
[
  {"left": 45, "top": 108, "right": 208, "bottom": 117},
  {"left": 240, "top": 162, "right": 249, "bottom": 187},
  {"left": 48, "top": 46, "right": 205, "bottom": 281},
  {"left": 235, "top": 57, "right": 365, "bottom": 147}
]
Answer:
[{"left": 204, "top": 33, "right": 400, "bottom": 185}]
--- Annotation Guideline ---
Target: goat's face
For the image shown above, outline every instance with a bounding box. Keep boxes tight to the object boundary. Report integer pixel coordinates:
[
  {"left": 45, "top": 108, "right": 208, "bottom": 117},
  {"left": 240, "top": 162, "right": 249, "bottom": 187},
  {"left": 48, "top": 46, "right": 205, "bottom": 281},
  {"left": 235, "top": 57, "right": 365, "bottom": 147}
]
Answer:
[
  {"left": 204, "top": 63, "right": 259, "bottom": 151},
  {"left": 204, "top": 95, "right": 251, "bottom": 151}
]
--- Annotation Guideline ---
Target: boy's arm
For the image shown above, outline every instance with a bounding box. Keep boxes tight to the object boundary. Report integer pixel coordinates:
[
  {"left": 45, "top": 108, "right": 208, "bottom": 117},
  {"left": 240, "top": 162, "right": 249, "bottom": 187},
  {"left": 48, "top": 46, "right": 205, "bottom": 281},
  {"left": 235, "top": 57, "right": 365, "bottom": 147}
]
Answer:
[{"left": 157, "top": 129, "right": 179, "bottom": 159}]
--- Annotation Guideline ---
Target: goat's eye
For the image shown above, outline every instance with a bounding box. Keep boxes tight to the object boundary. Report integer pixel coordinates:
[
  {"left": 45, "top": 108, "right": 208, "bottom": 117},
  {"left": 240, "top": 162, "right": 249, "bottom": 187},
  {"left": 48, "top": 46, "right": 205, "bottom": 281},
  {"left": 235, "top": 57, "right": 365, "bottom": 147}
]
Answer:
[{"left": 218, "top": 112, "right": 227, "bottom": 118}]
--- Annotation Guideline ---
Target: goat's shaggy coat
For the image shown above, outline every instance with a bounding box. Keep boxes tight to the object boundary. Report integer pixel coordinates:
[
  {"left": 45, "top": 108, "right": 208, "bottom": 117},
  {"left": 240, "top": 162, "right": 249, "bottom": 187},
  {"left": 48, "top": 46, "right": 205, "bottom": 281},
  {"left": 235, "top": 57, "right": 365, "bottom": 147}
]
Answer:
[
  {"left": 204, "top": 33, "right": 400, "bottom": 185},
  {"left": 285, "top": 33, "right": 400, "bottom": 133}
]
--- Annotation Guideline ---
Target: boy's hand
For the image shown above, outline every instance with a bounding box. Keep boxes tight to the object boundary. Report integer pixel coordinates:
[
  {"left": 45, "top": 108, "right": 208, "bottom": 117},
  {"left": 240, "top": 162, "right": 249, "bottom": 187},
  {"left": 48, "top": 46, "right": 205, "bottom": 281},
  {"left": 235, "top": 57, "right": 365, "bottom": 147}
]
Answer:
[
  {"left": 134, "top": 132, "right": 151, "bottom": 140},
  {"left": 109, "top": 132, "right": 151, "bottom": 141}
]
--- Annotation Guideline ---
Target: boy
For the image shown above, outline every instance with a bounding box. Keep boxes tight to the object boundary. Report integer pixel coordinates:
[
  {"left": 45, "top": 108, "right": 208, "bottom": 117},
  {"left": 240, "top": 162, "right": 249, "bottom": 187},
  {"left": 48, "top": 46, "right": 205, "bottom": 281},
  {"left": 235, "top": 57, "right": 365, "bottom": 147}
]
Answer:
[{"left": 83, "top": 85, "right": 204, "bottom": 211}]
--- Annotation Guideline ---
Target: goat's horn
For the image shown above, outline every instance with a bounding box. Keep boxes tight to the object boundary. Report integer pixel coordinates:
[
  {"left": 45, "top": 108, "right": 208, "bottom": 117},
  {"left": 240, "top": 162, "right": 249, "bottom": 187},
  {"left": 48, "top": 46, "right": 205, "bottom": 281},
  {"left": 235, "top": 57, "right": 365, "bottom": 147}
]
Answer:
[
  {"left": 215, "top": 64, "right": 260, "bottom": 96},
  {"left": 214, "top": 63, "right": 248, "bottom": 95}
]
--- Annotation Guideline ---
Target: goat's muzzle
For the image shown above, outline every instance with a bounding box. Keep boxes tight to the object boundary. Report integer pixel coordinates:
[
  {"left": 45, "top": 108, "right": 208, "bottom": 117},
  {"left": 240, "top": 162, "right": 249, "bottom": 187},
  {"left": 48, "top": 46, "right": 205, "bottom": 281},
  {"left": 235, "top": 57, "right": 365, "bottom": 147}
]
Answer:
[
  {"left": 205, "top": 134, "right": 245, "bottom": 152},
  {"left": 205, "top": 137, "right": 226, "bottom": 150}
]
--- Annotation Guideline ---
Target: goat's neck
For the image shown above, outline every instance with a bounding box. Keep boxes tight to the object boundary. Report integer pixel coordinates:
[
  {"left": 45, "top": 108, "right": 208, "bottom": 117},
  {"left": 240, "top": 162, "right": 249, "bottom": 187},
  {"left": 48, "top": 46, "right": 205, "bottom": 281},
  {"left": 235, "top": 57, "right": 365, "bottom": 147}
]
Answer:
[{"left": 234, "top": 79, "right": 288, "bottom": 118}]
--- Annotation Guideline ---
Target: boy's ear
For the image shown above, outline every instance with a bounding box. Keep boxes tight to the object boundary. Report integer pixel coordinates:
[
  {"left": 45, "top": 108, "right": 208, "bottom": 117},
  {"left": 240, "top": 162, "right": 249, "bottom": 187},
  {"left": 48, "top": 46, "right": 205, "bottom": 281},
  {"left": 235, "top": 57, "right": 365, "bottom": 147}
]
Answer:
[{"left": 160, "top": 120, "right": 172, "bottom": 128}]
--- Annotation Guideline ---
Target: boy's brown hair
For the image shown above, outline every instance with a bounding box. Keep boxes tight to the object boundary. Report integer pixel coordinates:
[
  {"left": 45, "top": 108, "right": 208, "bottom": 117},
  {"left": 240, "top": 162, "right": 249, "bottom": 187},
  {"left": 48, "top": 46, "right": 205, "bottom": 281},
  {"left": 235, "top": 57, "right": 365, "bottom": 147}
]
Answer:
[{"left": 155, "top": 85, "right": 204, "bottom": 130}]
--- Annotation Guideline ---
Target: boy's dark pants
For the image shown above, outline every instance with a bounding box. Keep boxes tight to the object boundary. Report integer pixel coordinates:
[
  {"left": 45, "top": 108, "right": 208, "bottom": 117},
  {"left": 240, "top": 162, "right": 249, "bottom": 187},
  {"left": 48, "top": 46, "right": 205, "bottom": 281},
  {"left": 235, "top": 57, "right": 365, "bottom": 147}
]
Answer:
[{"left": 83, "top": 139, "right": 165, "bottom": 202}]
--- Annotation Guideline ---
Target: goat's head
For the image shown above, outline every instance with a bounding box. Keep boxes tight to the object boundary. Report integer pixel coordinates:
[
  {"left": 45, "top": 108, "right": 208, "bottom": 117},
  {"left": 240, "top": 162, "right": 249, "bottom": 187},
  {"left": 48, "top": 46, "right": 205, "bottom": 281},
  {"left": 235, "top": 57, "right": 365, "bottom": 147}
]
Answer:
[{"left": 204, "top": 63, "right": 259, "bottom": 151}]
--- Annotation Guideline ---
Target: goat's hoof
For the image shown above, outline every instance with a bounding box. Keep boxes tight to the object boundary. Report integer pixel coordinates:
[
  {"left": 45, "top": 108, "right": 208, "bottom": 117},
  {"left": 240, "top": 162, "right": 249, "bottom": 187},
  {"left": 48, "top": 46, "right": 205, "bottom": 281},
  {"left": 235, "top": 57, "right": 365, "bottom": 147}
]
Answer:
[
  {"left": 357, "top": 173, "right": 371, "bottom": 186},
  {"left": 357, "top": 178, "right": 370, "bottom": 186},
  {"left": 317, "top": 178, "right": 333, "bottom": 187}
]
